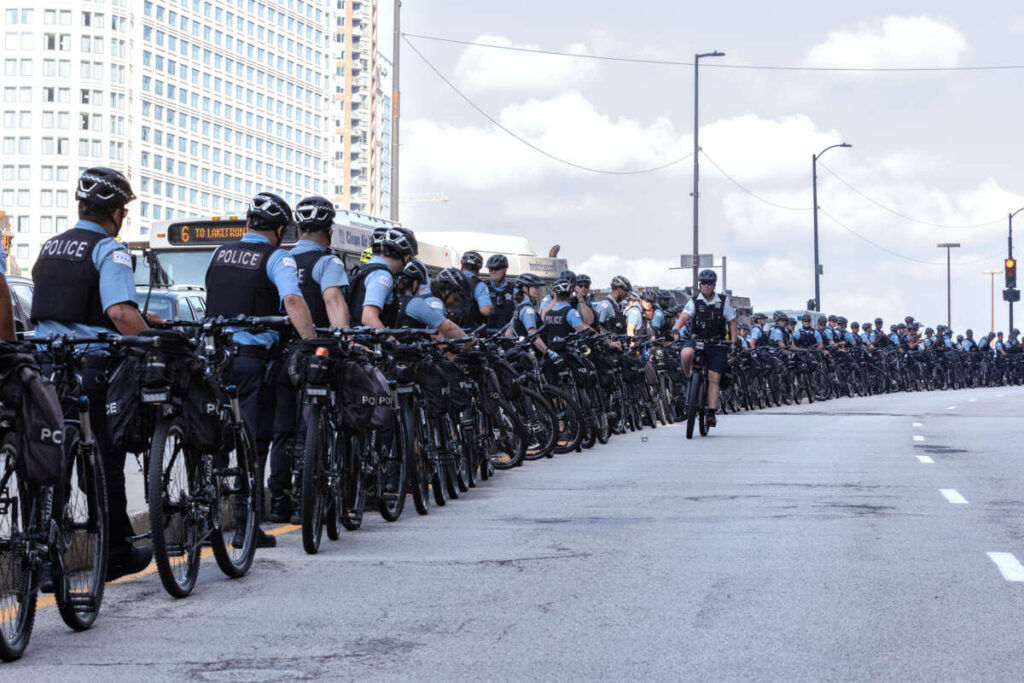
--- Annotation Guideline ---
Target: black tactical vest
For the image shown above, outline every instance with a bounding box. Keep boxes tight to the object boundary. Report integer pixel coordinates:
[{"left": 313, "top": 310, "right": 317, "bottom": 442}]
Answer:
[
  {"left": 293, "top": 248, "right": 331, "bottom": 328},
  {"left": 347, "top": 261, "right": 397, "bottom": 328},
  {"left": 692, "top": 294, "right": 727, "bottom": 341},
  {"left": 795, "top": 326, "right": 818, "bottom": 348},
  {"left": 205, "top": 239, "right": 280, "bottom": 319},
  {"left": 512, "top": 300, "right": 536, "bottom": 338},
  {"left": 605, "top": 298, "right": 627, "bottom": 335},
  {"left": 486, "top": 280, "right": 515, "bottom": 330},
  {"left": 542, "top": 303, "right": 574, "bottom": 348},
  {"left": 450, "top": 272, "right": 482, "bottom": 329},
  {"left": 31, "top": 227, "right": 117, "bottom": 329}
]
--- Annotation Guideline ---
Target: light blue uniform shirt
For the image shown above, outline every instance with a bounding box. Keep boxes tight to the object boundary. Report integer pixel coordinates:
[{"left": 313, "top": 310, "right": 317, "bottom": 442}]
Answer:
[
  {"left": 769, "top": 326, "right": 785, "bottom": 345},
  {"left": 750, "top": 326, "right": 764, "bottom": 342},
  {"left": 625, "top": 303, "right": 643, "bottom": 330},
  {"left": 517, "top": 303, "right": 540, "bottom": 331},
  {"left": 463, "top": 271, "right": 492, "bottom": 309},
  {"left": 843, "top": 330, "right": 858, "bottom": 345},
  {"left": 230, "top": 232, "right": 301, "bottom": 348},
  {"left": 404, "top": 294, "right": 447, "bottom": 329},
  {"left": 889, "top": 333, "right": 901, "bottom": 346},
  {"left": 33, "top": 220, "right": 137, "bottom": 340},
  {"left": 290, "top": 239, "right": 349, "bottom": 293},
  {"left": 549, "top": 301, "right": 583, "bottom": 328},
  {"left": 651, "top": 309, "right": 665, "bottom": 329},
  {"left": 362, "top": 254, "right": 395, "bottom": 312},
  {"left": 595, "top": 298, "right": 618, "bottom": 324},
  {"left": 540, "top": 294, "right": 553, "bottom": 312},
  {"left": 962, "top": 338, "right": 975, "bottom": 351}
]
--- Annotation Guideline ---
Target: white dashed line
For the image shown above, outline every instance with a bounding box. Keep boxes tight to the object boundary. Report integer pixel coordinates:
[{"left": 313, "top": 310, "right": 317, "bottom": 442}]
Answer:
[
  {"left": 913, "top": 435, "right": 925, "bottom": 442},
  {"left": 947, "top": 406, "right": 956, "bottom": 410},
  {"left": 917, "top": 456, "right": 934, "bottom": 464},
  {"left": 969, "top": 398, "right": 977, "bottom": 403},
  {"left": 940, "top": 489, "right": 969, "bottom": 505},
  {"left": 988, "top": 552, "right": 1024, "bottom": 581},
  {"left": 913, "top": 422, "right": 923, "bottom": 427}
]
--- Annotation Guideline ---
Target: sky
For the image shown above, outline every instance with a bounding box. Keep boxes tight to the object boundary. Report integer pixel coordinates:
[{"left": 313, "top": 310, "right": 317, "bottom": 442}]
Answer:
[{"left": 384, "top": 1, "right": 1024, "bottom": 334}]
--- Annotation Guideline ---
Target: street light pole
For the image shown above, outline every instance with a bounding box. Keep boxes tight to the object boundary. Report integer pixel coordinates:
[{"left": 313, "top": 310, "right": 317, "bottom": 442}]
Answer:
[
  {"left": 983, "top": 269, "right": 1002, "bottom": 331},
  {"left": 937, "top": 242, "right": 961, "bottom": 328},
  {"left": 811, "top": 142, "right": 851, "bottom": 312},
  {"left": 1008, "top": 209, "right": 1023, "bottom": 332},
  {"left": 390, "top": 0, "right": 401, "bottom": 222},
  {"left": 692, "top": 50, "right": 724, "bottom": 292}
]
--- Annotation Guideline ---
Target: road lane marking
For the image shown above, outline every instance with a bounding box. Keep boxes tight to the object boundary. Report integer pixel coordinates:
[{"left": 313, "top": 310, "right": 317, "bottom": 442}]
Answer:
[
  {"left": 947, "top": 406, "right": 956, "bottom": 410},
  {"left": 917, "top": 456, "right": 934, "bottom": 463},
  {"left": 988, "top": 552, "right": 1024, "bottom": 581},
  {"left": 913, "top": 422, "right": 923, "bottom": 427},
  {"left": 940, "top": 489, "right": 968, "bottom": 504},
  {"left": 969, "top": 398, "right": 977, "bottom": 402},
  {"left": 913, "top": 435, "right": 925, "bottom": 442}
]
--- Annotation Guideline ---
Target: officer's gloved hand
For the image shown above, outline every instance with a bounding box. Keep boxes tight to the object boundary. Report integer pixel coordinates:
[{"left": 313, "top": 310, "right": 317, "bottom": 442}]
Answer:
[{"left": 569, "top": 295, "right": 579, "bottom": 307}]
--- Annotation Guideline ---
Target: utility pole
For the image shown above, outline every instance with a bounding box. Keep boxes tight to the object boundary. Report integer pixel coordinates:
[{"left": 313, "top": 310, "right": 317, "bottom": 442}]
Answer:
[
  {"left": 692, "top": 51, "right": 724, "bottom": 292},
  {"left": 1008, "top": 209, "right": 1023, "bottom": 332},
  {"left": 811, "top": 143, "right": 851, "bottom": 312},
  {"left": 390, "top": 0, "right": 401, "bottom": 222},
  {"left": 937, "top": 242, "right": 960, "bottom": 329},
  {"left": 984, "top": 269, "right": 1002, "bottom": 331}
]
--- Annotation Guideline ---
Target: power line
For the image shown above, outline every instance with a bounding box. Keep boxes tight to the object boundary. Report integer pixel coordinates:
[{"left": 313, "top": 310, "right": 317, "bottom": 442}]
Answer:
[
  {"left": 403, "top": 32, "right": 1024, "bottom": 73},
  {"left": 819, "top": 208, "right": 1000, "bottom": 266},
  {"left": 402, "top": 36, "right": 694, "bottom": 175},
  {"left": 701, "top": 150, "right": 811, "bottom": 211},
  {"left": 817, "top": 161, "right": 1004, "bottom": 229}
]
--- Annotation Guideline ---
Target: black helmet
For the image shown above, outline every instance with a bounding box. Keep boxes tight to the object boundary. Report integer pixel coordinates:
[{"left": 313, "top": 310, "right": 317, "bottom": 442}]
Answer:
[
  {"left": 837, "top": 316, "right": 847, "bottom": 325},
  {"left": 431, "top": 267, "right": 465, "bottom": 299},
  {"left": 486, "top": 254, "right": 509, "bottom": 270},
  {"left": 1013, "top": 328, "right": 1020, "bottom": 335},
  {"left": 863, "top": 321, "right": 873, "bottom": 328},
  {"left": 801, "top": 314, "right": 811, "bottom": 322},
  {"left": 371, "top": 226, "right": 388, "bottom": 252},
  {"left": 247, "top": 192, "right": 292, "bottom": 231},
  {"left": 966, "top": 329, "right": 973, "bottom": 336},
  {"left": 558, "top": 269, "right": 576, "bottom": 283},
  {"left": 827, "top": 315, "right": 838, "bottom": 322},
  {"left": 76, "top": 166, "right": 136, "bottom": 210},
  {"left": 897, "top": 322, "right": 907, "bottom": 329},
  {"left": 294, "top": 195, "right": 335, "bottom": 232},
  {"left": 641, "top": 288, "right": 659, "bottom": 302},
  {"left": 402, "top": 258, "right": 428, "bottom": 285},
  {"left": 552, "top": 279, "right": 573, "bottom": 296},
  {"left": 396, "top": 227, "right": 418, "bottom": 256},
  {"left": 957, "top": 334, "right": 964, "bottom": 342},
  {"left": 786, "top": 317, "right": 797, "bottom": 324},
  {"left": 516, "top": 273, "right": 544, "bottom": 289},
  {"left": 380, "top": 227, "right": 415, "bottom": 258},
  {"left": 875, "top": 317, "right": 884, "bottom": 326},
  {"left": 697, "top": 269, "right": 717, "bottom": 285},
  {"left": 890, "top": 325, "right": 897, "bottom": 332},
  {"left": 461, "top": 251, "right": 483, "bottom": 271},
  {"left": 574, "top": 273, "right": 592, "bottom": 287},
  {"left": 817, "top": 316, "right": 827, "bottom": 325},
  {"left": 925, "top": 327, "right": 934, "bottom": 336},
  {"left": 752, "top": 312, "right": 766, "bottom": 321},
  {"left": 610, "top": 275, "right": 632, "bottom": 292},
  {"left": 851, "top": 321, "right": 860, "bottom": 329}
]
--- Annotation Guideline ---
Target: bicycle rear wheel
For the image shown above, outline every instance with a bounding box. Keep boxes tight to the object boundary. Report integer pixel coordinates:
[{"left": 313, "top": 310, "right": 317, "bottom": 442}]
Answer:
[
  {"left": 685, "top": 374, "right": 700, "bottom": 440},
  {"left": 377, "top": 425, "right": 407, "bottom": 522},
  {"left": 402, "top": 396, "right": 430, "bottom": 516},
  {"left": 53, "top": 427, "right": 107, "bottom": 631},
  {"left": 0, "top": 434, "right": 37, "bottom": 661},
  {"left": 326, "top": 428, "right": 345, "bottom": 539},
  {"left": 547, "top": 385, "right": 583, "bottom": 454},
  {"left": 491, "top": 396, "right": 527, "bottom": 469},
  {"left": 148, "top": 417, "right": 201, "bottom": 598},
  {"left": 520, "top": 388, "right": 557, "bottom": 460},
  {"left": 300, "top": 409, "right": 328, "bottom": 555},
  {"left": 210, "top": 423, "right": 257, "bottom": 579}
]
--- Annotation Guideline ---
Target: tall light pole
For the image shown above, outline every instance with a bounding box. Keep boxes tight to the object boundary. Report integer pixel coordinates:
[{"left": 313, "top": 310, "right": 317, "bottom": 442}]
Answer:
[
  {"left": 983, "top": 269, "right": 1002, "bottom": 332},
  {"left": 390, "top": 0, "right": 401, "bottom": 221},
  {"left": 1008, "top": 208, "right": 1023, "bottom": 331},
  {"left": 937, "top": 242, "right": 960, "bottom": 328},
  {"left": 811, "top": 142, "right": 851, "bottom": 312},
  {"left": 691, "top": 50, "right": 724, "bottom": 292}
]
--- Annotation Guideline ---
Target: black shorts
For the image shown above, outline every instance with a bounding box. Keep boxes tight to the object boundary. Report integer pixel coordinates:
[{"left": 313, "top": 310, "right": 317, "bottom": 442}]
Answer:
[{"left": 682, "top": 341, "right": 727, "bottom": 374}]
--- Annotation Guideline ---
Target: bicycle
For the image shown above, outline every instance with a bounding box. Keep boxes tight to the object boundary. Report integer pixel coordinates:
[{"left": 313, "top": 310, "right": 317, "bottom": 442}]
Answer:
[{"left": 683, "top": 340, "right": 732, "bottom": 439}]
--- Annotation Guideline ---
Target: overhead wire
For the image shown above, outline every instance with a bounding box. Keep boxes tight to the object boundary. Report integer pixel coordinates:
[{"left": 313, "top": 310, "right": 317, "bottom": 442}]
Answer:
[
  {"left": 403, "top": 33, "right": 1024, "bottom": 72},
  {"left": 700, "top": 151, "right": 811, "bottom": 211},
  {"left": 401, "top": 36, "right": 694, "bottom": 175}
]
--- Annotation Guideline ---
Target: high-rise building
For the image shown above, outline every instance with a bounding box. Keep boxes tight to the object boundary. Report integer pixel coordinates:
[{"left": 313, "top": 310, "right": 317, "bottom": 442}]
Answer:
[
  {"left": 328, "top": 0, "right": 389, "bottom": 217},
  {"left": 0, "top": 0, "right": 341, "bottom": 270}
]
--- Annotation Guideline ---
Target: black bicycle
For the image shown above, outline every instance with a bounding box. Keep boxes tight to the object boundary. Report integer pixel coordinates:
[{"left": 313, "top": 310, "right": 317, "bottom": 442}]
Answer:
[{"left": 684, "top": 340, "right": 731, "bottom": 439}]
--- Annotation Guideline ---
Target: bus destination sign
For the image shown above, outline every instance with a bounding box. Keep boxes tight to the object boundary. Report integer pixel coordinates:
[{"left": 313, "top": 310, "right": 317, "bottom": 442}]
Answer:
[{"left": 166, "top": 221, "right": 248, "bottom": 245}]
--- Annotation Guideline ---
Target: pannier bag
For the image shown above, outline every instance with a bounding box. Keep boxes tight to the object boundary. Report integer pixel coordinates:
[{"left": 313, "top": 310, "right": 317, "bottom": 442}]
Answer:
[
  {"left": 182, "top": 373, "right": 226, "bottom": 453},
  {"left": 0, "top": 347, "right": 64, "bottom": 487},
  {"left": 441, "top": 359, "right": 473, "bottom": 412},
  {"left": 338, "top": 359, "right": 393, "bottom": 430},
  {"left": 493, "top": 358, "right": 522, "bottom": 400},
  {"left": 105, "top": 353, "right": 152, "bottom": 453},
  {"left": 415, "top": 359, "right": 450, "bottom": 419}
]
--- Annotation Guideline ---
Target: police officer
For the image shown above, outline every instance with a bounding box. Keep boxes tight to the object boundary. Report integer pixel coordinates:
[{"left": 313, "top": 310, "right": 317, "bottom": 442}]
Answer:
[
  {"left": 348, "top": 227, "right": 417, "bottom": 328},
  {"left": 485, "top": 254, "right": 515, "bottom": 331},
  {"left": 749, "top": 313, "right": 767, "bottom": 349},
  {"left": 793, "top": 314, "right": 822, "bottom": 349},
  {"left": 670, "top": 269, "right": 738, "bottom": 427},
  {"left": 962, "top": 329, "right": 977, "bottom": 351},
  {"left": 574, "top": 274, "right": 600, "bottom": 332},
  {"left": 594, "top": 275, "right": 632, "bottom": 335},
  {"left": 204, "top": 191, "right": 315, "bottom": 548},
  {"left": 267, "top": 196, "right": 350, "bottom": 523},
  {"left": 510, "top": 273, "right": 550, "bottom": 353},
  {"left": 768, "top": 311, "right": 788, "bottom": 349},
  {"left": 31, "top": 167, "right": 158, "bottom": 580},
  {"left": 542, "top": 279, "right": 589, "bottom": 349},
  {"left": 849, "top": 321, "right": 863, "bottom": 347},
  {"left": 399, "top": 268, "right": 468, "bottom": 339},
  {"left": 817, "top": 316, "right": 832, "bottom": 347},
  {"left": 395, "top": 257, "right": 430, "bottom": 323},
  {"left": 450, "top": 251, "right": 493, "bottom": 328}
]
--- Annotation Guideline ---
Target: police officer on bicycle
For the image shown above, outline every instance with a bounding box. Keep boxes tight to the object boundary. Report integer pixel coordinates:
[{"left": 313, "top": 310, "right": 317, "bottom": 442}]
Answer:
[
  {"left": 31, "top": 167, "right": 159, "bottom": 580},
  {"left": 669, "top": 269, "right": 738, "bottom": 428},
  {"left": 204, "top": 192, "right": 315, "bottom": 548}
]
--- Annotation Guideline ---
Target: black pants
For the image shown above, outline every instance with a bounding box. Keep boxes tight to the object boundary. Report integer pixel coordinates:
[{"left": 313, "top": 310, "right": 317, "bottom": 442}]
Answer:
[
  {"left": 268, "top": 358, "right": 305, "bottom": 500},
  {"left": 228, "top": 352, "right": 276, "bottom": 522},
  {"left": 81, "top": 364, "right": 134, "bottom": 555}
]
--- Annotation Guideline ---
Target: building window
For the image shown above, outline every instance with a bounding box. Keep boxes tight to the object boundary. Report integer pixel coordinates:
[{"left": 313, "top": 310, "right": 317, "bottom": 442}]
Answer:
[
  {"left": 40, "top": 217, "right": 54, "bottom": 234},
  {"left": 41, "top": 190, "right": 53, "bottom": 207}
]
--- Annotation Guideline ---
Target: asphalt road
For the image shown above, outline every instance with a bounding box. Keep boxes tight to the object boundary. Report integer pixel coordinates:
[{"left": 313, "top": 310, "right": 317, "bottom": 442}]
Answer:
[{"left": 12, "top": 386, "right": 1024, "bottom": 681}]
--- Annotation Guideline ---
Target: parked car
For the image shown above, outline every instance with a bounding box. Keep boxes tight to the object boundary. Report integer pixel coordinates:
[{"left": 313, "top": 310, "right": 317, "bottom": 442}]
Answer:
[
  {"left": 7, "top": 274, "right": 34, "bottom": 336},
  {"left": 132, "top": 284, "right": 206, "bottom": 322}
]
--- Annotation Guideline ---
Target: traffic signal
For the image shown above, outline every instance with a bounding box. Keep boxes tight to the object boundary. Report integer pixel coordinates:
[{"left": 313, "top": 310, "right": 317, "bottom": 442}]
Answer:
[{"left": 1006, "top": 258, "right": 1017, "bottom": 289}]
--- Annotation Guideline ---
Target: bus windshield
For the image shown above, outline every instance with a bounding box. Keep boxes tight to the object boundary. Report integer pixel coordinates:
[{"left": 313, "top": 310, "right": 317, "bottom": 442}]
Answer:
[{"left": 136, "top": 249, "right": 215, "bottom": 287}]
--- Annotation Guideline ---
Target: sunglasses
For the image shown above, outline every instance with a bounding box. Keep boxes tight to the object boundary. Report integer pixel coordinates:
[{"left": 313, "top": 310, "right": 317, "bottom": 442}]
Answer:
[{"left": 699, "top": 280, "right": 715, "bottom": 286}]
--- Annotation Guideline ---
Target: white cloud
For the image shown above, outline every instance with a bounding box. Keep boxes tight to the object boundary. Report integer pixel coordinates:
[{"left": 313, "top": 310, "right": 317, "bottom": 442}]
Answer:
[
  {"left": 454, "top": 34, "right": 598, "bottom": 93},
  {"left": 805, "top": 16, "right": 968, "bottom": 69}
]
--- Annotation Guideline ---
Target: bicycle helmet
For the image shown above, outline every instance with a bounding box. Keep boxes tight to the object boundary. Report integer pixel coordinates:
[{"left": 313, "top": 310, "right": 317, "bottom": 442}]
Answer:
[
  {"left": 875, "top": 318, "right": 884, "bottom": 326},
  {"left": 294, "top": 195, "right": 335, "bottom": 232},
  {"left": 431, "top": 267, "right": 465, "bottom": 299},
  {"left": 827, "top": 315, "right": 838, "bottom": 323},
  {"left": 801, "top": 314, "right": 812, "bottom": 322},
  {"left": 515, "top": 272, "right": 544, "bottom": 289},
  {"left": 402, "top": 258, "right": 428, "bottom": 286},
  {"left": 925, "top": 327, "right": 934, "bottom": 336},
  {"left": 1015, "top": 329, "right": 1021, "bottom": 335},
  {"left": 558, "top": 269, "right": 576, "bottom": 283},
  {"left": 697, "top": 269, "right": 717, "bottom": 285},
  {"left": 890, "top": 325, "right": 897, "bottom": 332},
  {"left": 641, "top": 288, "right": 659, "bottom": 303},
  {"left": 957, "top": 334, "right": 964, "bottom": 342},
  {"left": 574, "top": 273, "right": 592, "bottom": 287},
  {"left": 379, "top": 227, "right": 415, "bottom": 258},
  {"left": 76, "top": 166, "right": 136, "bottom": 210},
  {"left": 360, "top": 247, "right": 372, "bottom": 263},
  {"left": 897, "top": 322, "right": 907, "bottom": 330},
  {"left": 965, "top": 329, "right": 973, "bottom": 336},
  {"left": 610, "top": 275, "right": 632, "bottom": 292},
  {"left": 247, "top": 192, "right": 292, "bottom": 231},
  {"left": 461, "top": 251, "right": 483, "bottom": 271},
  {"left": 552, "top": 279, "right": 573, "bottom": 296},
  {"left": 850, "top": 321, "right": 860, "bottom": 329},
  {"left": 837, "top": 316, "right": 847, "bottom": 325},
  {"left": 370, "top": 226, "right": 388, "bottom": 252},
  {"left": 486, "top": 254, "right": 509, "bottom": 270},
  {"left": 787, "top": 317, "right": 797, "bottom": 325},
  {"left": 396, "top": 227, "right": 418, "bottom": 256},
  {"left": 773, "top": 310, "right": 786, "bottom": 320}
]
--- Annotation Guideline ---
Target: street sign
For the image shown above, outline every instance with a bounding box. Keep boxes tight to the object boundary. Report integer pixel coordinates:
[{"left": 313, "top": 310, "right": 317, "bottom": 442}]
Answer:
[
  {"left": 680, "top": 254, "right": 714, "bottom": 268},
  {"left": 1003, "top": 288, "right": 1020, "bottom": 302}
]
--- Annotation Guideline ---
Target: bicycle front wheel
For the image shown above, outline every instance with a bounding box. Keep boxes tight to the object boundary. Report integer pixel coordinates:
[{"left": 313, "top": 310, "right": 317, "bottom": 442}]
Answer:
[
  {"left": 0, "top": 434, "right": 38, "bottom": 661},
  {"left": 300, "top": 408, "right": 328, "bottom": 555},
  {"left": 210, "top": 422, "right": 257, "bottom": 579},
  {"left": 53, "top": 426, "right": 107, "bottom": 631},
  {"left": 148, "top": 417, "right": 201, "bottom": 598}
]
